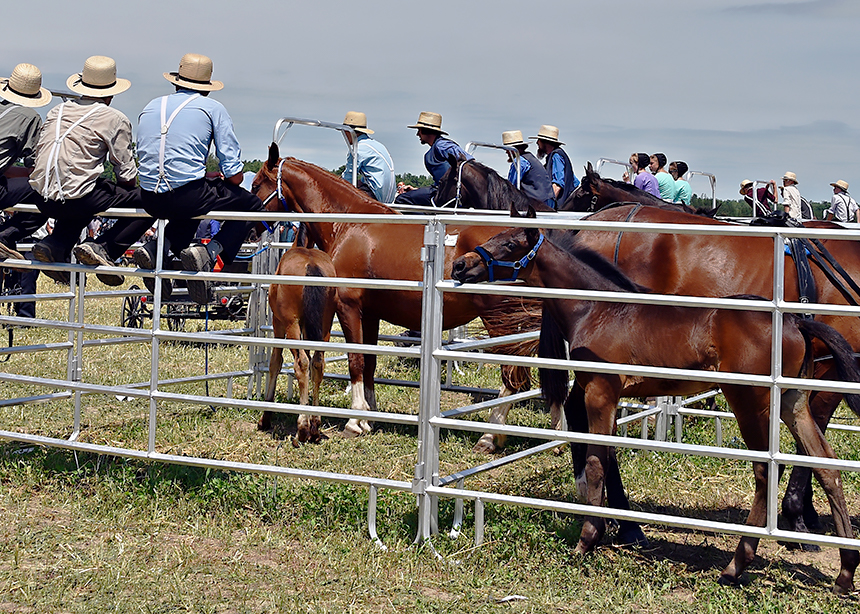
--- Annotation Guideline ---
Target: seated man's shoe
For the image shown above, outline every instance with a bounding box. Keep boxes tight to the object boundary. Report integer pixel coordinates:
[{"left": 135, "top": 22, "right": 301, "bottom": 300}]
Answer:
[
  {"left": 31, "top": 240, "right": 70, "bottom": 285},
  {"left": 132, "top": 242, "right": 172, "bottom": 299},
  {"left": 72, "top": 242, "right": 124, "bottom": 286},
  {"left": 180, "top": 244, "right": 214, "bottom": 305},
  {"left": 0, "top": 241, "right": 24, "bottom": 261}
]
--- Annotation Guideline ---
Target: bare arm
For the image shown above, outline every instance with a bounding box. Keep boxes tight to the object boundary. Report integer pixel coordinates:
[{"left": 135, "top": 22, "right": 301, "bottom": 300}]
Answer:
[{"left": 225, "top": 172, "right": 243, "bottom": 186}]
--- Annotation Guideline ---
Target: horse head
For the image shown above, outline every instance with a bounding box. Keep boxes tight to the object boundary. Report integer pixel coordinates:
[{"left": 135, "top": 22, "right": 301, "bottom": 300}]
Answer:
[
  {"left": 434, "top": 153, "right": 488, "bottom": 209},
  {"left": 452, "top": 205, "right": 541, "bottom": 284},
  {"left": 559, "top": 162, "right": 602, "bottom": 212}
]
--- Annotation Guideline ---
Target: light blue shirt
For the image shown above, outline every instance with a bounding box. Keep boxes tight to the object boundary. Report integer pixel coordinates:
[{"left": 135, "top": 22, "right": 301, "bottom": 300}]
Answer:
[
  {"left": 137, "top": 90, "right": 244, "bottom": 193},
  {"left": 673, "top": 179, "right": 692, "bottom": 205},
  {"left": 344, "top": 133, "right": 396, "bottom": 202},
  {"left": 655, "top": 171, "right": 676, "bottom": 201}
]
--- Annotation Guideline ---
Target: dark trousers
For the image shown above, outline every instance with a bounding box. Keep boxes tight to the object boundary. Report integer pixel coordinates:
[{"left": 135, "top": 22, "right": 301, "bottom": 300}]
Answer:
[
  {"left": 394, "top": 185, "right": 436, "bottom": 207},
  {"left": 140, "top": 177, "right": 264, "bottom": 265},
  {"left": 37, "top": 179, "right": 149, "bottom": 261},
  {"left": 0, "top": 176, "right": 41, "bottom": 210},
  {"left": 0, "top": 177, "right": 49, "bottom": 250}
]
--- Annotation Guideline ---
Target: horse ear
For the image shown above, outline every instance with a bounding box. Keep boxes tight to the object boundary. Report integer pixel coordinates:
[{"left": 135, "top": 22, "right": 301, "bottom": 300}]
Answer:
[
  {"left": 586, "top": 161, "right": 594, "bottom": 174},
  {"left": 510, "top": 202, "right": 521, "bottom": 218},
  {"left": 527, "top": 205, "right": 536, "bottom": 219},
  {"left": 266, "top": 143, "right": 280, "bottom": 170}
]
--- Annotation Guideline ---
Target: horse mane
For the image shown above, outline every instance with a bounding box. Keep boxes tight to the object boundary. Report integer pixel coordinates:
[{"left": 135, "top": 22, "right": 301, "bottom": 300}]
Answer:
[
  {"left": 451, "top": 159, "right": 555, "bottom": 213},
  {"left": 286, "top": 158, "right": 400, "bottom": 215},
  {"left": 544, "top": 229, "right": 651, "bottom": 293}
]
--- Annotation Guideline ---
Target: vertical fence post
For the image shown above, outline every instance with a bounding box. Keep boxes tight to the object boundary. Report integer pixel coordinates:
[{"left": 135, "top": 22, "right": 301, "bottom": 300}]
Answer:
[
  {"left": 147, "top": 220, "right": 167, "bottom": 454},
  {"left": 414, "top": 218, "right": 445, "bottom": 543},
  {"left": 767, "top": 231, "right": 786, "bottom": 533}
]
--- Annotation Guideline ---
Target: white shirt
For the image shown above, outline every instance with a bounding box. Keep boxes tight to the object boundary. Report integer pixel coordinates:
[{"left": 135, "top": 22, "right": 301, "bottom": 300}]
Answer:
[
  {"left": 826, "top": 192, "right": 859, "bottom": 223},
  {"left": 781, "top": 184, "right": 802, "bottom": 220}
]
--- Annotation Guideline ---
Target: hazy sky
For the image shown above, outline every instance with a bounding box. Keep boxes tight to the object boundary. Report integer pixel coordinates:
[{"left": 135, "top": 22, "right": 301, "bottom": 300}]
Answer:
[{"left": 4, "top": 0, "right": 859, "bottom": 201}]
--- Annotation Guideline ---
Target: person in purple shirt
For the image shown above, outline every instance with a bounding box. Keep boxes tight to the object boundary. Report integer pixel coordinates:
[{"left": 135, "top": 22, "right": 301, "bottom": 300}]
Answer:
[{"left": 625, "top": 152, "right": 660, "bottom": 197}]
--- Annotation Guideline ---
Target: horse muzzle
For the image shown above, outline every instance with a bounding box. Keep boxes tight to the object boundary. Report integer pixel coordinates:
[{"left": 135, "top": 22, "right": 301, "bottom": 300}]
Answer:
[{"left": 451, "top": 253, "right": 487, "bottom": 284}]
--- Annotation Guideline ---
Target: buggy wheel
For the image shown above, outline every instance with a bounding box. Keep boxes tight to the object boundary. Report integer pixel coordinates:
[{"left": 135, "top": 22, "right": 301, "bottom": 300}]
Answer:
[
  {"left": 165, "top": 303, "right": 189, "bottom": 332},
  {"left": 121, "top": 285, "right": 149, "bottom": 328}
]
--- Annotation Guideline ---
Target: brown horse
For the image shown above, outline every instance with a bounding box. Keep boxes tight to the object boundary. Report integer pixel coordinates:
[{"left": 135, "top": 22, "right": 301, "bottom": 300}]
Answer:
[
  {"left": 452, "top": 206, "right": 860, "bottom": 594},
  {"left": 542, "top": 203, "right": 860, "bottom": 543},
  {"left": 259, "top": 245, "right": 337, "bottom": 443},
  {"left": 251, "top": 144, "right": 548, "bottom": 444}
]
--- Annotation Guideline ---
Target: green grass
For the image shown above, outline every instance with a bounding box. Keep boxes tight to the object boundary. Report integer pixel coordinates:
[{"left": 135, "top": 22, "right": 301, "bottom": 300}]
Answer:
[{"left": 0, "top": 276, "right": 858, "bottom": 612}]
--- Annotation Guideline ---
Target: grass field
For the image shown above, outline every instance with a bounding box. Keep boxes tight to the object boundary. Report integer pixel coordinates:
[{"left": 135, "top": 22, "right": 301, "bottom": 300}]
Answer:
[{"left": 0, "top": 275, "right": 858, "bottom": 613}]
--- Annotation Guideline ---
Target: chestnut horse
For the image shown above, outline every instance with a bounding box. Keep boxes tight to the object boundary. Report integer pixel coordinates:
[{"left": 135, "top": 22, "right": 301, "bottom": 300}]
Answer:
[
  {"left": 259, "top": 245, "right": 337, "bottom": 443},
  {"left": 452, "top": 206, "right": 860, "bottom": 594},
  {"left": 251, "top": 145, "right": 547, "bottom": 444}
]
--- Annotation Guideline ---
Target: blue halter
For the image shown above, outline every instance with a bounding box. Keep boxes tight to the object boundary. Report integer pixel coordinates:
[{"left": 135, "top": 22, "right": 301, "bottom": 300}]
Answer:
[{"left": 473, "top": 232, "right": 545, "bottom": 282}]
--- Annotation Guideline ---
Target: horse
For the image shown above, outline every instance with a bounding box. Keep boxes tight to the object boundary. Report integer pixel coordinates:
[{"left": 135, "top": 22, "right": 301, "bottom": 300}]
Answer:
[
  {"left": 557, "top": 162, "right": 722, "bottom": 216},
  {"left": 258, "top": 245, "right": 337, "bottom": 444},
  {"left": 251, "top": 145, "right": 549, "bottom": 446},
  {"left": 451, "top": 205, "right": 860, "bottom": 595},
  {"left": 433, "top": 155, "right": 557, "bottom": 213}
]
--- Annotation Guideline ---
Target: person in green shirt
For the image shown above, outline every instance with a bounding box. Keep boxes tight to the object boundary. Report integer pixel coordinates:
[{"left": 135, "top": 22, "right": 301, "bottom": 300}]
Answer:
[
  {"left": 649, "top": 153, "right": 676, "bottom": 201},
  {"left": 669, "top": 161, "right": 691, "bottom": 206}
]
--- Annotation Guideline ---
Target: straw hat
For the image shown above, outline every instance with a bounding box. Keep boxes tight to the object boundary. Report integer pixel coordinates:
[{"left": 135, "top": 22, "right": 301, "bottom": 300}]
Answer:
[
  {"left": 739, "top": 179, "right": 753, "bottom": 194},
  {"left": 163, "top": 53, "right": 223, "bottom": 92},
  {"left": 407, "top": 111, "right": 447, "bottom": 135},
  {"left": 66, "top": 56, "right": 131, "bottom": 97},
  {"left": 530, "top": 124, "right": 564, "bottom": 145},
  {"left": 501, "top": 130, "right": 527, "bottom": 147},
  {"left": 0, "top": 63, "right": 52, "bottom": 107},
  {"left": 343, "top": 111, "right": 374, "bottom": 135},
  {"left": 831, "top": 179, "right": 850, "bottom": 193},
  {"left": 782, "top": 171, "right": 798, "bottom": 184}
]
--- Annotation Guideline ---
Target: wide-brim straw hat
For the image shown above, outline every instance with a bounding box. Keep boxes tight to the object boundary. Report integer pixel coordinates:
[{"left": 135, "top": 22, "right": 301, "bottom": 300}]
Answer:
[
  {"left": 343, "top": 111, "right": 374, "bottom": 135},
  {"left": 739, "top": 179, "right": 753, "bottom": 194},
  {"left": 530, "top": 124, "right": 564, "bottom": 145},
  {"left": 0, "top": 63, "right": 52, "bottom": 107},
  {"left": 782, "top": 171, "right": 798, "bottom": 184},
  {"left": 163, "top": 53, "right": 223, "bottom": 92},
  {"left": 501, "top": 130, "right": 527, "bottom": 147},
  {"left": 67, "top": 56, "right": 130, "bottom": 97},
  {"left": 831, "top": 179, "right": 850, "bottom": 192},
  {"left": 408, "top": 111, "right": 447, "bottom": 135}
]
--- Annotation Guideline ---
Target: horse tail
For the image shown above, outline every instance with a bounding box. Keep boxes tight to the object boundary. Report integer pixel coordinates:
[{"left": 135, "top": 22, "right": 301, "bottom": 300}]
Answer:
[
  {"left": 301, "top": 263, "right": 330, "bottom": 342},
  {"left": 539, "top": 308, "right": 569, "bottom": 408},
  {"left": 796, "top": 317, "right": 860, "bottom": 417}
]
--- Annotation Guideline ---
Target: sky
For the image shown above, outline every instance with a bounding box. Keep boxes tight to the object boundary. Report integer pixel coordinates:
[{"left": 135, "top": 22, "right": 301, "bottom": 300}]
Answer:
[{"left": 4, "top": 0, "right": 859, "bottom": 201}]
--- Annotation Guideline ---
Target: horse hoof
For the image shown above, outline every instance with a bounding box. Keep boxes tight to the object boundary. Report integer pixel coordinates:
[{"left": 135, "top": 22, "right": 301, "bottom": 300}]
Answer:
[
  {"left": 343, "top": 424, "right": 364, "bottom": 438},
  {"left": 297, "top": 427, "right": 310, "bottom": 443},
  {"left": 833, "top": 575, "right": 854, "bottom": 596},
  {"left": 616, "top": 525, "right": 649, "bottom": 549},
  {"left": 472, "top": 436, "right": 496, "bottom": 454},
  {"left": 257, "top": 418, "right": 272, "bottom": 432},
  {"left": 359, "top": 420, "right": 372, "bottom": 433},
  {"left": 717, "top": 573, "right": 742, "bottom": 587}
]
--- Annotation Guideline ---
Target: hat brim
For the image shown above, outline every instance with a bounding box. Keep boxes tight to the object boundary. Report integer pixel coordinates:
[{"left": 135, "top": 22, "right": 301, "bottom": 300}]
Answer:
[
  {"left": 407, "top": 123, "right": 447, "bottom": 136},
  {"left": 163, "top": 72, "right": 224, "bottom": 92},
  {"left": 831, "top": 182, "right": 848, "bottom": 191},
  {"left": 67, "top": 74, "right": 131, "bottom": 97},
  {"left": 0, "top": 79, "right": 52, "bottom": 107},
  {"left": 529, "top": 135, "right": 564, "bottom": 146},
  {"left": 348, "top": 126, "right": 374, "bottom": 135}
]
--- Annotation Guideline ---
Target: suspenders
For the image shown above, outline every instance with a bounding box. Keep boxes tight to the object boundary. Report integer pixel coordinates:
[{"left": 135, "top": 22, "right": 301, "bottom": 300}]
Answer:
[
  {"left": 154, "top": 93, "right": 201, "bottom": 192},
  {"left": 44, "top": 102, "right": 102, "bottom": 202}
]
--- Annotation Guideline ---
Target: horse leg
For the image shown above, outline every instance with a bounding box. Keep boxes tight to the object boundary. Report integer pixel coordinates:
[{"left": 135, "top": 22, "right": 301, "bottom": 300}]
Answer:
[
  {"left": 473, "top": 383, "right": 515, "bottom": 454},
  {"left": 357, "top": 317, "right": 379, "bottom": 433},
  {"left": 782, "top": 385, "right": 839, "bottom": 541},
  {"left": 565, "top": 384, "right": 646, "bottom": 547},
  {"left": 259, "top": 316, "right": 287, "bottom": 431},
  {"left": 336, "top": 294, "right": 372, "bottom": 438},
  {"left": 306, "top": 349, "right": 324, "bottom": 443},
  {"left": 574, "top": 377, "right": 619, "bottom": 554},
  {"left": 294, "top": 347, "right": 313, "bottom": 443},
  {"left": 779, "top": 388, "right": 858, "bottom": 595}
]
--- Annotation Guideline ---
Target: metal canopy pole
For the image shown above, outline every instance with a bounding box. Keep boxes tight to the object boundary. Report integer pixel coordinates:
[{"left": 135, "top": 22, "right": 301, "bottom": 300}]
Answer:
[
  {"left": 272, "top": 116, "right": 359, "bottom": 187},
  {"left": 688, "top": 171, "right": 717, "bottom": 208},
  {"left": 465, "top": 141, "right": 522, "bottom": 189}
]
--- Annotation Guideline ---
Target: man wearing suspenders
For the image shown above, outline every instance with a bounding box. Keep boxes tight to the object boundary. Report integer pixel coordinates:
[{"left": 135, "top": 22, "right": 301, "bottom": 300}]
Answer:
[
  {"left": 27, "top": 56, "right": 147, "bottom": 286},
  {"left": 134, "top": 53, "right": 264, "bottom": 304}
]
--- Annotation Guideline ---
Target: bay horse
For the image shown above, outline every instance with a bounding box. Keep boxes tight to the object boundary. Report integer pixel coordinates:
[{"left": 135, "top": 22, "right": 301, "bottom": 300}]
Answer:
[
  {"left": 251, "top": 144, "right": 548, "bottom": 445},
  {"left": 259, "top": 245, "right": 337, "bottom": 444},
  {"left": 451, "top": 205, "right": 860, "bottom": 594},
  {"left": 434, "top": 155, "right": 557, "bottom": 213},
  {"left": 558, "top": 162, "right": 718, "bottom": 215},
  {"left": 541, "top": 203, "right": 860, "bottom": 545}
]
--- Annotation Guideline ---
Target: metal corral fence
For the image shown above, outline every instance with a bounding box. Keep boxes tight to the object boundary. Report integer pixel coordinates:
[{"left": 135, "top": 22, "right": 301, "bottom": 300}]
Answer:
[{"left": 0, "top": 204, "right": 858, "bottom": 554}]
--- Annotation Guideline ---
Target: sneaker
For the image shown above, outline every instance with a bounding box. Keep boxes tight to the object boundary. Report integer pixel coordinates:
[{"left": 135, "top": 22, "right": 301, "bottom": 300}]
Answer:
[
  {"left": 132, "top": 242, "right": 172, "bottom": 299},
  {"left": 0, "top": 242, "right": 24, "bottom": 261},
  {"left": 180, "top": 244, "right": 214, "bottom": 305},
  {"left": 31, "top": 241, "right": 70, "bottom": 285},
  {"left": 72, "top": 243, "right": 124, "bottom": 286}
]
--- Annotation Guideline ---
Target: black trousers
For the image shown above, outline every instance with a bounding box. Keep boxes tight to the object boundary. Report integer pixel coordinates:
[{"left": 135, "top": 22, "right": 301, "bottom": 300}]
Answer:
[
  {"left": 37, "top": 179, "right": 150, "bottom": 261},
  {"left": 394, "top": 185, "right": 436, "bottom": 207},
  {"left": 140, "top": 177, "right": 264, "bottom": 265}
]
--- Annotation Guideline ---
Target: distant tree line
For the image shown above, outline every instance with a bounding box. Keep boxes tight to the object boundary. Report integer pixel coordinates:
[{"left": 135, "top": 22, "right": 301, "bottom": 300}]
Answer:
[{"left": 691, "top": 194, "right": 829, "bottom": 219}]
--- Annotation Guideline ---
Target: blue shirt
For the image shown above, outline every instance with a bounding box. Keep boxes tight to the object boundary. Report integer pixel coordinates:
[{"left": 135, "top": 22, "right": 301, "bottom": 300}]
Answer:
[
  {"left": 425, "top": 137, "right": 472, "bottom": 184},
  {"left": 137, "top": 90, "right": 244, "bottom": 192},
  {"left": 344, "top": 133, "right": 396, "bottom": 202},
  {"left": 549, "top": 150, "right": 580, "bottom": 191},
  {"left": 507, "top": 155, "right": 532, "bottom": 185}
]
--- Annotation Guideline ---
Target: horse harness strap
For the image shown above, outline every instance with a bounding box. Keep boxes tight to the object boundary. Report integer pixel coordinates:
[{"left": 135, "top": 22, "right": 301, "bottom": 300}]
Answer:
[
  {"left": 45, "top": 102, "right": 103, "bottom": 202},
  {"left": 155, "top": 93, "right": 201, "bottom": 192},
  {"left": 804, "top": 238, "right": 860, "bottom": 306},
  {"left": 475, "top": 232, "right": 545, "bottom": 283},
  {"left": 613, "top": 204, "right": 643, "bottom": 265}
]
